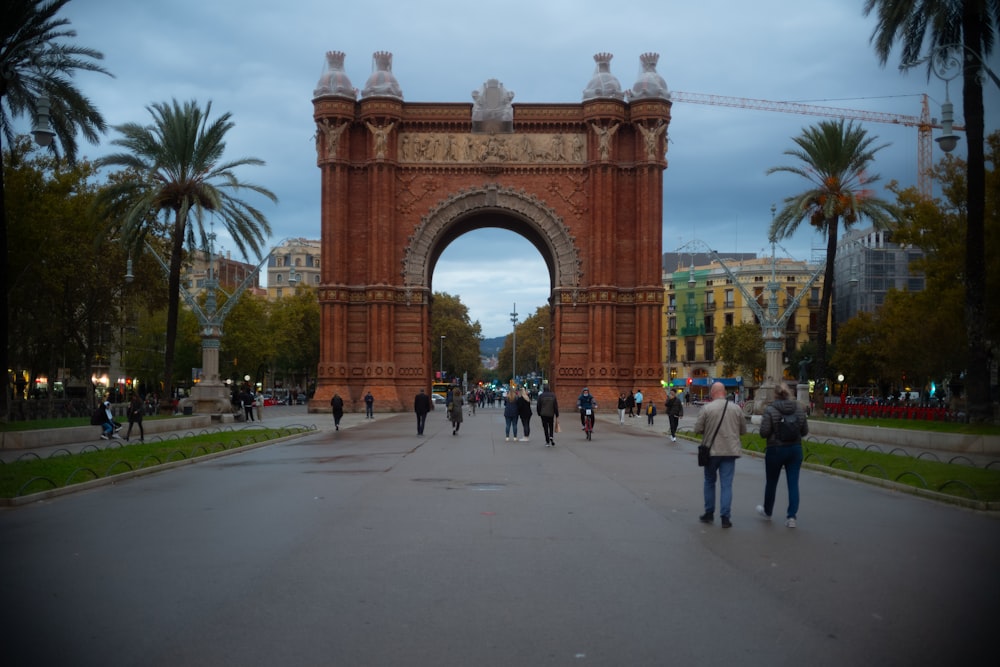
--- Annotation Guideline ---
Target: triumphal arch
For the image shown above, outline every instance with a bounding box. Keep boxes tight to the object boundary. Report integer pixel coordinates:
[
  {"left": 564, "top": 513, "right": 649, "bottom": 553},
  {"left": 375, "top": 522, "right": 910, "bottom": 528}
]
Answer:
[{"left": 311, "top": 51, "right": 671, "bottom": 412}]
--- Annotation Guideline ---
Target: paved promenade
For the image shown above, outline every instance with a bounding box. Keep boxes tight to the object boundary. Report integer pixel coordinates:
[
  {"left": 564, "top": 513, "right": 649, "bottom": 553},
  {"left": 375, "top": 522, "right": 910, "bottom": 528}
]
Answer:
[{"left": 1, "top": 402, "right": 996, "bottom": 666}]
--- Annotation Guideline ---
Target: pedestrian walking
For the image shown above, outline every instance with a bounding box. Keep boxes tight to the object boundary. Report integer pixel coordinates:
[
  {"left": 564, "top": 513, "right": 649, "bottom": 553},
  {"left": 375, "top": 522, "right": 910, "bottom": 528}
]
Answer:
[
  {"left": 536, "top": 384, "right": 559, "bottom": 446},
  {"left": 756, "top": 382, "right": 808, "bottom": 528},
  {"left": 330, "top": 393, "right": 344, "bottom": 431},
  {"left": 241, "top": 388, "right": 255, "bottom": 422},
  {"left": 414, "top": 388, "right": 431, "bottom": 436},
  {"left": 503, "top": 391, "right": 519, "bottom": 441},
  {"left": 124, "top": 393, "right": 144, "bottom": 442},
  {"left": 617, "top": 392, "right": 627, "bottom": 425},
  {"left": 516, "top": 388, "right": 532, "bottom": 442},
  {"left": 634, "top": 388, "right": 644, "bottom": 418},
  {"left": 665, "top": 390, "right": 684, "bottom": 441},
  {"left": 693, "top": 381, "right": 746, "bottom": 528},
  {"left": 364, "top": 391, "right": 374, "bottom": 419},
  {"left": 626, "top": 391, "right": 635, "bottom": 418},
  {"left": 255, "top": 391, "right": 264, "bottom": 421},
  {"left": 449, "top": 388, "right": 464, "bottom": 435}
]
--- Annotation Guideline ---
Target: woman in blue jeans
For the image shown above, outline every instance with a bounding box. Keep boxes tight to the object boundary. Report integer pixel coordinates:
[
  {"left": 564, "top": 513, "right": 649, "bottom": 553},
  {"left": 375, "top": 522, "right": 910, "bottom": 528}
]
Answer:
[{"left": 757, "top": 382, "right": 809, "bottom": 528}]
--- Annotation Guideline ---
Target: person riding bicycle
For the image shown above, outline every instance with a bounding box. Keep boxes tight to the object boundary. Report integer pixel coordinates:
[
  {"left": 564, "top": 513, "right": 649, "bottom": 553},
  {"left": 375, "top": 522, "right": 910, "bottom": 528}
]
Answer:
[{"left": 577, "top": 387, "right": 597, "bottom": 430}]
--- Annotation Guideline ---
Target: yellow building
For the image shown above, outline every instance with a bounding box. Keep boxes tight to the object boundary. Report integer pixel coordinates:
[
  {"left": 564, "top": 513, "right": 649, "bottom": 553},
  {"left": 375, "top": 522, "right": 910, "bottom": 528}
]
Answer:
[
  {"left": 266, "top": 238, "right": 321, "bottom": 300},
  {"left": 662, "top": 255, "right": 825, "bottom": 400}
]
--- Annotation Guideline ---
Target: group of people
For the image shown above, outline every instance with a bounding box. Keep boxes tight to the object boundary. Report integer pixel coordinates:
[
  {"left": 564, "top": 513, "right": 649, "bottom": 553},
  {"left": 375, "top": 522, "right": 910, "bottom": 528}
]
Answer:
[
  {"left": 93, "top": 391, "right": 152, "bottom": 441},
  {"left": 694, "top": 381, "right": 806, "bottom": 529},
  {"left": 332, "top": 380, "right": 809, "bottom": 529},
  {"left": 615, "top": 389, "right": 646, "bottom": 423}
]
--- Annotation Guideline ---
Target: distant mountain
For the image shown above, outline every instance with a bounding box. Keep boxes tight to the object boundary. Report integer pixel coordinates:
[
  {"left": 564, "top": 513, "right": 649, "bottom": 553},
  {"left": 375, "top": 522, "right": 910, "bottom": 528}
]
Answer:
[{"left": 480, "top": 336, "right": 507, "bottom": 356}]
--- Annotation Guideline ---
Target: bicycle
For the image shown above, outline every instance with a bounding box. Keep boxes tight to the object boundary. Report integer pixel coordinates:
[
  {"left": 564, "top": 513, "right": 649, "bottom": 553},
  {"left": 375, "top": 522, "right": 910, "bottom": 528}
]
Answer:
[{"left": 581, "top": 407, "right": 596, "bottom": 440}]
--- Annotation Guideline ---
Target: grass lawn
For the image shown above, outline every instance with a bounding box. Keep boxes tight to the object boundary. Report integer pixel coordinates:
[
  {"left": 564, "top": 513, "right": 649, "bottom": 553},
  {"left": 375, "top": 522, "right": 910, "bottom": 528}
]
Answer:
[
  {"left": 740, "top": 433, "right": 1000, "bottom": 504},
  {"left": 0, "top": 427, "right": 305, "bottom": 500}
]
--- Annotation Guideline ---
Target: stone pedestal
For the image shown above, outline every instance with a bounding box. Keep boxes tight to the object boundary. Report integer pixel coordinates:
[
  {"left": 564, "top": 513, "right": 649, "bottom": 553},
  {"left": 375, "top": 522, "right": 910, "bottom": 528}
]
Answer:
[{"left": 797, "top": 382, "right": 811, "bottom": 407}]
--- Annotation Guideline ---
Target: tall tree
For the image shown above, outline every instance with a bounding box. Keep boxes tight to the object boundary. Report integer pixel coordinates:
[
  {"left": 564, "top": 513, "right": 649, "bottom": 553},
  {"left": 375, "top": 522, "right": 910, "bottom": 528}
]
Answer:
[
  {"left": 864, "top": 0, "right": 999, "bottom": 422},
  {"left": 767, "top": 119, "right": 897, "bottom": 398},
  {"left": 430, "top": 292, "right": 485, "bottom": 382},
  {"left": 94, "top": 99, "right": 276, "bottom": 411},
  {"left": 715, "top": 321, "right": 766, "bottom": 381},
  {"left": 0, "top": 0, "right": 110, "bottom": 416}
]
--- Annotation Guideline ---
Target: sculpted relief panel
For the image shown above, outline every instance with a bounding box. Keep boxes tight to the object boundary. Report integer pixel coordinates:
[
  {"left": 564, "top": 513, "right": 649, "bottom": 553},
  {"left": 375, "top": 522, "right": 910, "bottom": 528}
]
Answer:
[{"left": 398, "top": 132, "right": 586, "bottom": 165}]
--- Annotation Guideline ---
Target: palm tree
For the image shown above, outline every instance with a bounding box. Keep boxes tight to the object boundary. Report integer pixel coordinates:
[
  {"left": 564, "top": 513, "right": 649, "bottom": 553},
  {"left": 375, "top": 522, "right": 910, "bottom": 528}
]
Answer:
[
  {"left": 0, "top": 0, "right": 110, "bottom": 415},
  {"left": 767, "top": 119, "right": 897, "bottom": 394},
  {"left": 864, "top": 0, "right": 998, "bottom": 421},
  {"left": 95, "top": 99, "right": 276, "bottom": 411}
]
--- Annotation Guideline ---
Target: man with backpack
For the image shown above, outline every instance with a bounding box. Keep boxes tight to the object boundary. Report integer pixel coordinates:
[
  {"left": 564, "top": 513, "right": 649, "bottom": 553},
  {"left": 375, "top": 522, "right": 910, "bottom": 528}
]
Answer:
[{"left": 757, "top": 382, "right": 809, "bottom": 528}]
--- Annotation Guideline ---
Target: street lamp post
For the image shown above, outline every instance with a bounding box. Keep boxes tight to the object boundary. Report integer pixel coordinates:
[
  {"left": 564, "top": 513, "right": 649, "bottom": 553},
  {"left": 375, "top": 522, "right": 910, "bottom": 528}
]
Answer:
[
  {"left": 676, "top": 226, "right": 825, "bottom": 413},
  {"left": 510, "top": 303, "right": 518, "bottom": 386},
  {"left": 538, "top": 326, "right": 545, "bottom": 386}
]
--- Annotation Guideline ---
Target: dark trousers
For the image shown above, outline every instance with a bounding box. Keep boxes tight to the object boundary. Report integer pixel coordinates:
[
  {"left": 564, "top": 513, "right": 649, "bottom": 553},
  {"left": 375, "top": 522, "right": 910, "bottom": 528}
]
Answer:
[
  {"left": 668, "top": 415, "right": 679, "bottom": 437},
  {"left": 763, "top": 444, "right": 803, "bottom": 519},
  {"left": 244, "top": 405, "right": 254, "bottom": 421},
  {"left": 519, "top": 416, "right": 530, "bottom": 438},
  {"left": 540, "top": 415, "right": 555, "bottom": 442},
  {"left": 416, "top": 412, "right": 427, "bottom": 434},
  {"left": 125, "top": 417, "right": 143, "bottom": 440}
]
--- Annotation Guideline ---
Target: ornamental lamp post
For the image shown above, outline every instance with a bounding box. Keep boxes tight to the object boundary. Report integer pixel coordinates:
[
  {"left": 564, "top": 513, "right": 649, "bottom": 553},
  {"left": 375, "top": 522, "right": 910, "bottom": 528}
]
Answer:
[{"left": 31, "top": 94, "right": 55, "bottom": 147}]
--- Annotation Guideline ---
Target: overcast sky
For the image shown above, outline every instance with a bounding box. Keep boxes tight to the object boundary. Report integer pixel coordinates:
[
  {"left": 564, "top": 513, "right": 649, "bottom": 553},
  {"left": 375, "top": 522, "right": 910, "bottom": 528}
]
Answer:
[{"left": 44, "top": 0, "right": 1000, "bottom": 337}]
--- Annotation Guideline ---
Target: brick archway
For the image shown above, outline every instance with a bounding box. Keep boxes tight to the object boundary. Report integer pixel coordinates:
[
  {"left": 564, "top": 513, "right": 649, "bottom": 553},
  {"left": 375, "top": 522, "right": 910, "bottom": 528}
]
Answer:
[
  {"left": 403, "top": 185, "right": 581, "bottom": 293},
  {"left": 311, "top": 58, "right": 671, "bottom": 412}
]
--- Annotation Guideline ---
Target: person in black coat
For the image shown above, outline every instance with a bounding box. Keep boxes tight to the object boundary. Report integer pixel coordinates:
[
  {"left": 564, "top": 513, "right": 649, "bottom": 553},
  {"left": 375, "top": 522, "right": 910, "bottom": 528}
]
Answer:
[
  {"left": 414, "top": 389, "right": 431, "bottom": 436},
  {"left": 330, "top": 393, "right": 344, "bottom": 431},
  {"left": 516, "top": 388, "right": 533, "bottom": 442}
]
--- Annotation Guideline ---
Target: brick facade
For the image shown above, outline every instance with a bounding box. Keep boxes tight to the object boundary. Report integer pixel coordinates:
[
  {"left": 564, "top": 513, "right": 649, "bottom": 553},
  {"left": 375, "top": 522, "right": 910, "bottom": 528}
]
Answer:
[{"left": 311, "top": 83, "right": 671, "bottom": 412}]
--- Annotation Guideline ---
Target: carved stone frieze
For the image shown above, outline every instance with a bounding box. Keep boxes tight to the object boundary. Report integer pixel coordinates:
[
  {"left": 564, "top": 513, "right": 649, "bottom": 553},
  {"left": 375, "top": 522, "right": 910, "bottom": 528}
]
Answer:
[{"left": 397, "top": 132, "right": 586, "bottom": 164}]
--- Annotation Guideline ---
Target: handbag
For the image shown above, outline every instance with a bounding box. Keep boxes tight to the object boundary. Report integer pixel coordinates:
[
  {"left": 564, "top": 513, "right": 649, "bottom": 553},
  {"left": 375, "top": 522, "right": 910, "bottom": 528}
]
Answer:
[
  {"left": 555, "top": 417, "right": 561, "bottom": 433},
  {"left": 698, "top": 401, "right": 727, "bottom": 467}
]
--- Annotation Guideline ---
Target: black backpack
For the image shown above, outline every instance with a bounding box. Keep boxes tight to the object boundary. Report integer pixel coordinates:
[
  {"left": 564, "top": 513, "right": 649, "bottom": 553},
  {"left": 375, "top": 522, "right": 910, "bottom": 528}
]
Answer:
[
  {"left": 90, "top": 406, "right": 105, "bottom": 425},
  {"left": 775, "top": 411, "right": 800, "bottom": 444}
]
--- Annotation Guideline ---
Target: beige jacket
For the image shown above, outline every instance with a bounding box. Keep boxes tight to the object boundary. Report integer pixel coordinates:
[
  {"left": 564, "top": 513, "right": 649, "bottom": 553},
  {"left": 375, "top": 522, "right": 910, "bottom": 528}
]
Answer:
[{"left": 693, "top": 398, "right": 746, "bottom": 457}]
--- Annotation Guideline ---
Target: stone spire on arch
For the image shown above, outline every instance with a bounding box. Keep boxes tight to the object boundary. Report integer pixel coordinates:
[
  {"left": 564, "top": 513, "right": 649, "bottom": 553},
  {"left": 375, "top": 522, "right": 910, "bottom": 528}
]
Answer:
[
  {"left": 361, "top": 51, "right": 404, "bottom": 99},
  {"left": 313, "top": 50, "right": 357, "bottom": 100},
  {"left": 628, "top": 52, "right": 669, "bottom": 100},
  {"left": 582, "top": 52, "right": 625, "bottom": 101}
]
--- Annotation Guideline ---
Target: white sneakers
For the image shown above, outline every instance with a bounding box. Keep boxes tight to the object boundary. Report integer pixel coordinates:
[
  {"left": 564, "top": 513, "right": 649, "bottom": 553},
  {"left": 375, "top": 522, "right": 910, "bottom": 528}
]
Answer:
[{"left": 756, "top": 505, "right": 797, "bottom": 527}]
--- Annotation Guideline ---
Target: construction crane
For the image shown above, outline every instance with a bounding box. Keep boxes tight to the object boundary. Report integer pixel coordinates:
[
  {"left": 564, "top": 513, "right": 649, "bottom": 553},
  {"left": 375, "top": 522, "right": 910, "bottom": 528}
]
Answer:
[{"left": 669, "top": 91, "right": 963, "bottom": 198}]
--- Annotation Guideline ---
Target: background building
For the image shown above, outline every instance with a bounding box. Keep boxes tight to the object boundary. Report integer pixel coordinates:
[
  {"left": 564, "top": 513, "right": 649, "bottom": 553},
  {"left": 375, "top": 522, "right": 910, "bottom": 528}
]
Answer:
[
  {"left": 182, "top": 250, "right": 264, "bottom": 297},
  {"left": 833, "top": 227, "right": 925, "bottom": 327},
  {"left": 266, "top": 238, "right": 321, "bottom": 299},
  {"left": 662, "top": 253, "right": 825, "bottom": 400}
]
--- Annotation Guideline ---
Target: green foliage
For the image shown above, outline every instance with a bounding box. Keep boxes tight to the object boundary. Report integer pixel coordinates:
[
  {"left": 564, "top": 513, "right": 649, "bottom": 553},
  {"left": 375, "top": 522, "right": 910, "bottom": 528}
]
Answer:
[
  {"left": 4, "top": 138, "right": 128, "bottom": 389},
  {"left": 431, "top": 292, "right": 485, "bottom": 381},
  {"left": 496, "top": 305, "right": 550, "bottom": 384},
  {"left": 739, "top": 432, "right": 1000, "bottom": 502},
  {"left": 715, "top": 321, "right": 765, "bottom": 379},
  {"left": 831, "top": 132, "right": 999, "bottom": 397},
  {"left": 830, "top": 312, "right": 885, "bottom": 388},
  {"left": 93, "top": 99, "right": 277, "bottom": 403},
  {"left": 268, "top": 287, "right": 320, "bottom": 387},
  {"left": 0, "top": 427, "right": 306, "bottom": 498},
  {"left": 768, "top": 119, "right": 897, "bottom": 383}
]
